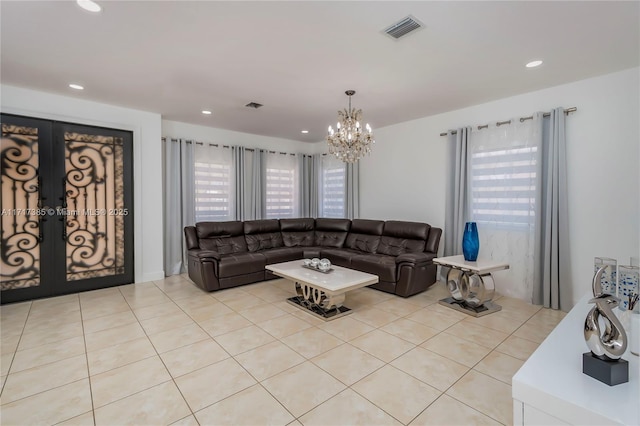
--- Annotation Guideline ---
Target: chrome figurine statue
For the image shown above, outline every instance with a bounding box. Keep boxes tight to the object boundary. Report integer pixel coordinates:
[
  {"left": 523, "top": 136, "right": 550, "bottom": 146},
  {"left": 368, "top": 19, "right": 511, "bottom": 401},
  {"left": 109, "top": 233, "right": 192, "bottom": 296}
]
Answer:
[{"left": 584, "top": 266, "right": 628, "bottom": 359}]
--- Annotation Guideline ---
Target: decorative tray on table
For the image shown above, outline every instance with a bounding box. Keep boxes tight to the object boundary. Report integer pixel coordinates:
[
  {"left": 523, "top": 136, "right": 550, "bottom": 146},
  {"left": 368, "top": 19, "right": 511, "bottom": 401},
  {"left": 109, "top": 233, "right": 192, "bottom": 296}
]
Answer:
[{"left": 302, "top": 262, "right": 333, "bottom": 274}]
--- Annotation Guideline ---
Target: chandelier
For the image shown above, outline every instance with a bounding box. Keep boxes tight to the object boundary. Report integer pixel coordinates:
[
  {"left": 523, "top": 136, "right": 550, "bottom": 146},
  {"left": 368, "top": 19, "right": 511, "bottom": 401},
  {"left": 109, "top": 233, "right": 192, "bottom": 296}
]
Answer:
[{"left": 327, "top": 90, "right": 374, "bottom": 163}]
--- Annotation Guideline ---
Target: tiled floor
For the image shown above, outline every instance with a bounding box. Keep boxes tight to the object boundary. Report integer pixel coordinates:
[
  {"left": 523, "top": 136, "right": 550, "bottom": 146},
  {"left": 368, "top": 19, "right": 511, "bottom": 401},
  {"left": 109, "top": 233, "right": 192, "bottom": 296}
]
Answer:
[{"left": 0, "top": 275, "right": 566, "bottom": 425}]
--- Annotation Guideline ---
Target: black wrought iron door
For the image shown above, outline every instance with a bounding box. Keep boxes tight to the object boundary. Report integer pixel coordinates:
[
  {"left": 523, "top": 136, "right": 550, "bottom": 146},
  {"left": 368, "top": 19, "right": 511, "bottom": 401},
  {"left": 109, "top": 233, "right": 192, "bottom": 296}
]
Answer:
[{"left": 1, "top": 114, "right": 134, "bottom": 304}]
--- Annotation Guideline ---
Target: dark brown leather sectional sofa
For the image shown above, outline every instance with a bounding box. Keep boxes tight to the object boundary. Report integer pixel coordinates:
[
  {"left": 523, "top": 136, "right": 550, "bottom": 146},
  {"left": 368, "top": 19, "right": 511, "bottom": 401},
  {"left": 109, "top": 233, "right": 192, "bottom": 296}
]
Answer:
[{"left": 184, "top": 218, "right": 442, "bottom": 298}]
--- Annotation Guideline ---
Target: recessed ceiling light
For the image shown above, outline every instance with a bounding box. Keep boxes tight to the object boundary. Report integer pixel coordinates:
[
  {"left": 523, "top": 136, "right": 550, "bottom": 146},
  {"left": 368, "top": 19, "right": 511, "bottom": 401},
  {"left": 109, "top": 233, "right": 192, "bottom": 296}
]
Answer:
[
  {"left": 69, "top": 83, "right": 84, "bottom": 90},
  {"left": 202, "top": 110, "right": 212, "bottom": 115},
  {"left": 526, "top": 60, "right": 543, "bottom": 68},
  {"left": 76, "top": 0, "right": 101, "bottom": 12},
  {"left": 301, "top": 130, "right": 309, "bottom": 134}
]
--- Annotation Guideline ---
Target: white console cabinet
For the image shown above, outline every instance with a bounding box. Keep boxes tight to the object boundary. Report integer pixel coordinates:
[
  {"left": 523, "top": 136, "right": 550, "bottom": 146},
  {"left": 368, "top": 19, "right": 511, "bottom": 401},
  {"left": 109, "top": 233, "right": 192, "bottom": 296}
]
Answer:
[{"left": 512, "top": 293, "right": 638, "bottom": 425}]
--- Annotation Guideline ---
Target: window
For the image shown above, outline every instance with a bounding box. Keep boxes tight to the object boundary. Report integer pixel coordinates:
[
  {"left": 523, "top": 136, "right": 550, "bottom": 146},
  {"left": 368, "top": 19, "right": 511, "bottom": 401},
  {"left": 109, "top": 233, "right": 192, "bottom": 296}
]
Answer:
[
  {"left": 265, "top": 153, "right": 298, "bottom": 219},
  {"left": 194, "top": 144, "right": 233, "bottom": 222},
  {"left": 470, "top": 145, "right": 538, "bottom": 227},
  {"left": 319, "top": 156, "right": 346, "bottom": 218}
]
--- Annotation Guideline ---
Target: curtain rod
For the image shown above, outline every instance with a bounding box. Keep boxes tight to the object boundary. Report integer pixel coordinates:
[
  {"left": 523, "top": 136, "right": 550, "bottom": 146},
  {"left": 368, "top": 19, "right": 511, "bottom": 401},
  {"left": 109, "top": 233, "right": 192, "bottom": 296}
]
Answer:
[
  {"left": 439, "top": 107, "right": 577, "bottom": 136},
  {"left": 161, "top": 138, "right": 297, "bottom": 156}
]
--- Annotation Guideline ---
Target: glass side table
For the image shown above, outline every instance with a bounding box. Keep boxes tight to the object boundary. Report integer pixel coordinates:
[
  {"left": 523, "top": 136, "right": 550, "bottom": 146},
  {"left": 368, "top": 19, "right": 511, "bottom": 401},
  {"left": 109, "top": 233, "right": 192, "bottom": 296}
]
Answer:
[{"left": 434, "top": 255, "right": 510, "bottom": 317}]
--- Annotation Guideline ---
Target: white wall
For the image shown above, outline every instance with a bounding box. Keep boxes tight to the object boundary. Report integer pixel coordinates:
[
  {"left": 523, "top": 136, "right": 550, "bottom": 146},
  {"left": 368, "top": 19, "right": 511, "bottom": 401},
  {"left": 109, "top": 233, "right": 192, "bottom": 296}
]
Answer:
[
  {"left": 342, "top": 68, "right": 639, "bottom": 307},
  {"left": 1, "top": 85, "right": 164, "bottom": 282},
  {"left": 162, "top": 120, "right": 315, "bottom": 154}
]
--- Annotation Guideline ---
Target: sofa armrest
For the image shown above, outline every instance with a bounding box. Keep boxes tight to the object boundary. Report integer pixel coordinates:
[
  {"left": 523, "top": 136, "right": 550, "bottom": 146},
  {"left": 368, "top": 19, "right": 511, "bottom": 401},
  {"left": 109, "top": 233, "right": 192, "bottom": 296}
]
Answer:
[
  {"left": 184, "top": 226, "right": 199, "bottom": 250},
  {"left": 396, "top": 252, "right": 435, "bottom": 265},
  {"left": 194, "top": 250, "right": 221, "bottom": 261}
]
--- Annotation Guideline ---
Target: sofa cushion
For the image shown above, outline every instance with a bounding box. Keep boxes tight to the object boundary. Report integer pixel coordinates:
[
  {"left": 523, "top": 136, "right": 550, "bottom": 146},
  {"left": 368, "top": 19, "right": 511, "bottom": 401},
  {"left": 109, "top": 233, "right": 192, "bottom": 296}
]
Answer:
[
  {"left": 218, "top": 252, "right": 266, "bottom": 278},
  {"left": 345, "top": 219, "right": 384, "bottom": 253},
  {"left": 377, "top": 221, "right": 429, "bottom": 256},
  {"left": 314, "top": 218, "right": 351, "bottom": 247},
  {"left": 196, "top": 221, "right": 248, "bottom": 254},
  {"left": 319, "top": 248, "right": 362, "bottom": 267},
  {"left": 351, "top": 254, "right": 397, "bottom": 283},
  {"left": 280, "top": 218, "right": 315, "bottom": 247},
  {"left": 244, "top": 219, "right": 284, "bottom": 252},
  {"left": 263, "top": 247, "right": 305, "bottom": 265}
]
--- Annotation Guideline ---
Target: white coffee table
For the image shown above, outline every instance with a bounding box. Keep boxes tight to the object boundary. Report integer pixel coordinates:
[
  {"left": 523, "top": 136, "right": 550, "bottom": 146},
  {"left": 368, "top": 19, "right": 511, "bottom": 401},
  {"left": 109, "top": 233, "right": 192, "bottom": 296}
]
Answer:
[
  {"left": 266, "top": 260, "right": 378, "bottom": 320},
  {"left": 434, "top": 255, "right": 510, "bottom": 317}
]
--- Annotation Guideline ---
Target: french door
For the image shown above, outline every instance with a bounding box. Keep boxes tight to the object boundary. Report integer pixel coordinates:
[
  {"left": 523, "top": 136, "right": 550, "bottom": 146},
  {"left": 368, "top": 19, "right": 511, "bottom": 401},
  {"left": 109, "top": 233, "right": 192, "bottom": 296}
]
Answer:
[{"left": 1, "top": 114, "right": 134, "bottom": 304}]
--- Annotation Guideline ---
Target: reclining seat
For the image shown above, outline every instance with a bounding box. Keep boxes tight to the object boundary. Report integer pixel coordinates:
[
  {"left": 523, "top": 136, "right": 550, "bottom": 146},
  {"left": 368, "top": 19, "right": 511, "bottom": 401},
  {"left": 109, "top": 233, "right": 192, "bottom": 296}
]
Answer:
[
  {"left": 351, "top": 220, "right": 438, "bottom": 297},
  {"left": 322, "top": 219, "right": 383, "bottom": 267},
  {"left": 185, "top": 221, "right": 266, "bottom": 291}
]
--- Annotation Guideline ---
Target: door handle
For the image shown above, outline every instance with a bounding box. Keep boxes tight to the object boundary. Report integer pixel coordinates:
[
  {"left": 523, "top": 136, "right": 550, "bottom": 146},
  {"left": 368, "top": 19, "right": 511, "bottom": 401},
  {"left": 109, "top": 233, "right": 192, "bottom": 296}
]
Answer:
[{"left": 56, "top": 205, "right": 67, "bottom": 241}]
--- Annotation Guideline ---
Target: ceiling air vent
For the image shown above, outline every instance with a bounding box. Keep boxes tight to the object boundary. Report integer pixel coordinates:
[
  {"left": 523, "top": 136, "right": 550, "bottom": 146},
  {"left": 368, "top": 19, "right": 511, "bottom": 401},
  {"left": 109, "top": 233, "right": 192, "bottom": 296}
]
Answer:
[
  {"left": 245, "top": 102, "right": 263, "bottom": 109},
  {"left": 383, "top": 15, "right": 424, "bottom": 40}
]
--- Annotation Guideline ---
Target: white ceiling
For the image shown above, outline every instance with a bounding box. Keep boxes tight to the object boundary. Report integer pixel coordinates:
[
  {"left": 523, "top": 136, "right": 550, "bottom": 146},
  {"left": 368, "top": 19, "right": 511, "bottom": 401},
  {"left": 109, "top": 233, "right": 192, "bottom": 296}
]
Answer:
[{"left": 1, "top": 1, "right": 638, "bottom": 143}]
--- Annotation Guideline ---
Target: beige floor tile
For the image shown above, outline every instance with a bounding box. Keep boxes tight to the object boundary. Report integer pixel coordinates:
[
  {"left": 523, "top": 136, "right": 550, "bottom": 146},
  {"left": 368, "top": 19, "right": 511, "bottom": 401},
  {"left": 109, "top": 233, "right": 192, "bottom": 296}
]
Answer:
[
  {"left": 235, "top": 341, "right": 305, "bottom": 381},
  {"left": 198, "top": 312, "right": 252, "bottom": 337},
  {"left": 495, "top": 335, "right": 540, "bottom": 361},
  {"left": 161, "top": 284, "right": 207, "bottom": 301},
  {"left": 352, "top": 365, "right": 441, "bottom": 424},
  {"left": 140, "top": 310, "right": 194, "bottom": 335},
  {"left": 391, "top": 347, "right": 469, "bottom": 391},
  {"left": 170, "top": 415, "right": 199, "bottom": 426},
  {"left": 221, "top": 293, "right": 266, "bottom": 311},
  {"left": 161, "top": 339, "right": 230, "bottom": 378},
  {"left": 272, "top": 300, "right": 302, "bottom": 314},
  {"left": 210, "top": 287, "right": 249, "bottom": 302},
  {"left": 404, "top": 292, "right": 439, "bottom": 308},
  {"left": 238, "top": 303, "right": 288, "bottom": 323},
  {"left": 262, "top": 361, "right": 346, "bottom": 417},
  {"left": 184, "top": 302, "right": 235, "bottom": 322},
  {"left": 11, "top": 335, "right": 85, "bottom": 373},
  {"left": 259, "top": 314, "right": 313, "bottom": 339},
  {"left": 312, "top": 343, "right": 385, "bottom": 385},
  {"left": 410, "top": 394, "right": 500, "bottom": 426},
  {"left": 474, "top": 350, "right": 525, "bottom": 385},
  {"left": 0, "top": 378, "right": 92, "bottom": 426},
  {"left": 1, "top": 320, "right": 26, "bottom": 340},
  {"left": 346, "top": 289, "right": 393, "bottom": 307},
  {"left": 132, "top": 301, "right": 184, "bottom": 321},
  {"left": 30, "top": 296, "right": 79, "bottom": 313},
  {"left": 90, "top": 356, "right": 171, "bottom": 408},
  {"left": 317, "top": 316, "right": 374, "bottom": 341},
  {"left": 1, "top": 352, "right": 13, "bottom": 376},
  {"left": 406, "top": 308, "right": 463, "bottom": 331},
  {"left": 1, "top": 354, "right": 87, "bottom": 404},
  {"left": 82, "top": 310, "right": 138, "bottom": 334},
  {"left": 94, "top": 381, "right": 190, "bottom": 426},
  {"left": 80, "top": 300, "right": 131, "bottom": 321},
  {"left": 349, "top": 330, "right": 415, "bottom": 362},
  {"left": 195, "top": 384, "right": 294, "bottom": 426},
  {"left": 79, "top": 287, "right": 123, "bottom": 301},
  {"left": 512, "top": 321, "right": 554, "bottom": 344},
  {"left": 84, "top": 322, "right": 146, "bottom": 352},
  {"left": 281, "top": 327, "right": 344, "bottom": 359},
  {"left": 1, "top": 334, "right": 21, "bottom": 355},
  {"left": 462, "top": 311, "right": 525, "bottom": 334},
  {"left": 445, "top": 321, "right": 509, "bottom": 349},
  {"left": 0, "top": 302, "right": 32, "bottom": 322},
  {"left": 373, "top": 297, "right": 423, "bottom": 316},
  {"left": 300, "top": 388, "right": 402, "bottom": 426},
  {"left": 175, "top": 357, "right": 256, "bottom": 412},
  {"left": 421, "top": 332, "right": 492, "bottom": 368},
  {"left": 422, "top": 282, "right": 452, "bottom": 299},
  {"left": 350, "top": 306, "right": 400, "bottom": 328},
  {"left": 148, "top": 323, "right": 210, "bottom": 353},
  {"left": 381, "top": 318, "right": 440, "bottom": 345},
  {"left": 17, "top": 321, "right": 84, "bottom": 351},
  {"left": 87, "top": 337, "right": 156, "bottom": 376},
  {"left": 528, "top": 307, "right": 567, "bottom": 326},
  {"left": 446, "top": 370, "right": 513, "bottom": 425},
  {"left": 214, "top": 325, "right": 276, "bottom": 355},
  {"left": 289, "top": 309, "right": 328, "bottom": 326},
  {"left": 174, "top": 295, "right": 220, "bottom": 311},
  {"left": 24, "top": 310, "right": 82, "bottom": 332},
  {"left": 56, "top": 410, "right": 95, "bottom": 426},
  {"left": 426, "top": 303, "right": 471, "bottom": 321}
]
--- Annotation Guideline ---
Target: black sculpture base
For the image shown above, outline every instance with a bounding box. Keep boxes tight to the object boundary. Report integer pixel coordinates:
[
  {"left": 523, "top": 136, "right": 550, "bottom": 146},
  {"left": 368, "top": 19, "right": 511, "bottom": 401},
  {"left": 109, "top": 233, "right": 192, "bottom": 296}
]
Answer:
[{"left": 582, "top": 352, "right": 629, "bottom": 386}]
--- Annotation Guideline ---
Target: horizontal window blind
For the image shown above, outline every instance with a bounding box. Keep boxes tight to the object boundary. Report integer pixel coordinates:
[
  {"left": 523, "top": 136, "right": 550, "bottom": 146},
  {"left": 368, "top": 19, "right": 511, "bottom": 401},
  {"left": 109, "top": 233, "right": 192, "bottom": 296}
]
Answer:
[
  {"left": 266, "top": 167, "right": 296, "bottom": 218},
  {"left": 194, "top": 161, "right": 233, "bottom": 222},
  {"left": 321, "top": 164, "right": 346, "bottom": 218}
]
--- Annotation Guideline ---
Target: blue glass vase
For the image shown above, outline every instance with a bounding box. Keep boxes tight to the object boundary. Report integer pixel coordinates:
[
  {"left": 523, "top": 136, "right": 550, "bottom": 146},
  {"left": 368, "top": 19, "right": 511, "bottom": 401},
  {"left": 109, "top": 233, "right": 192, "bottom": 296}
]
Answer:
[{"left": 462, "top": 222, "right": 479, "bottom": 261}]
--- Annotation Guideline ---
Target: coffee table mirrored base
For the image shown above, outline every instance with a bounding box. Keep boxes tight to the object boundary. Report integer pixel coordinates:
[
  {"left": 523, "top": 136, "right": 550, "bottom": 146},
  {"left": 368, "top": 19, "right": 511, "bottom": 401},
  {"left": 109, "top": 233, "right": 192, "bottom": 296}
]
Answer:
[{"left": 287, "top": 282, "right": 352, "bottom": 320}]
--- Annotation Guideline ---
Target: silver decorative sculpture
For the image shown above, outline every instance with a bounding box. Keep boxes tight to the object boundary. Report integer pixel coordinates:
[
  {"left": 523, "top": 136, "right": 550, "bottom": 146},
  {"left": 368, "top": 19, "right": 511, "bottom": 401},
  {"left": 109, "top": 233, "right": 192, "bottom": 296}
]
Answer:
[{"left": 584, "top": 266, "right": 628, "bottom": 359}]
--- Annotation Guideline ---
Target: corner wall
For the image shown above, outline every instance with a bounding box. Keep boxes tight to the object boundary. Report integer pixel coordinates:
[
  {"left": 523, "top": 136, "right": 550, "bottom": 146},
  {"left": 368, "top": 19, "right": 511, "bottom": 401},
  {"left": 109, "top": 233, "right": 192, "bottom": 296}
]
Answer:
[
  {"left": 1, "top": 85, "right": 164, "bottom": 283},
  {"left": 352, "top": 68, "right": 640, "bottom": 307}
]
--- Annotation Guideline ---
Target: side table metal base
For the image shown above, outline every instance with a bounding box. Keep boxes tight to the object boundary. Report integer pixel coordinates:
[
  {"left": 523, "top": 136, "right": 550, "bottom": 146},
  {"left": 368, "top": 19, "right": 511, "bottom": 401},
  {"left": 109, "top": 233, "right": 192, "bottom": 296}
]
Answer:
[{"left": 439, "top": 297, "right": 502, "bottom": 317}]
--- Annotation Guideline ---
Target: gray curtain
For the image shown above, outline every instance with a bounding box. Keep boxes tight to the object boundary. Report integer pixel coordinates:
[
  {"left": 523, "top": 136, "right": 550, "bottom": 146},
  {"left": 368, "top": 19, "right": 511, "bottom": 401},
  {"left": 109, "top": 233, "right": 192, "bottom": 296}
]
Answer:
[
  {"left": 297, "top": 154, "right": 319, "bottom": 218},
  {"left": 232, "top": 146, "right": 246, "bottom": 220},
  {"left": 162, "top": 138, "right": 195, "bottom": 276},
  {"left": 444, "top": 127, "right": 471, "bottom": 257},
  {"left": 534, "top": 108, "right": 571, "bottom": 310},
  {"left": 249, "top": 149, "right": 266, "bottom": 219},
  {"left": 345, "top": 161, "right": 359, "bottom": 219}
]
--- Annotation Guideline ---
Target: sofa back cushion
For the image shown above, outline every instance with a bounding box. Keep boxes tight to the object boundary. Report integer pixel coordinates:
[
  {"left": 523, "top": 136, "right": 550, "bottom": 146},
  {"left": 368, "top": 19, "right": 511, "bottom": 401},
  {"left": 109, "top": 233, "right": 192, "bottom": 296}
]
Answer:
[
  {"left": 345, "top": 219, "right": 384, "bottom": 253},
  {"left": 196, "top": 221, "right": 247, "bottom": 254},
  {"left": 244, "top": 219, "right": 284, "bottom": 252},
  {"left": 377, "top": 221, "right": 429, "bottom": 256},
  {"left": 314, "top": 218, "right": 351, "bottom": 248},
  {"left": 280, "top": 218, "right": 315, "bottom": 247}
]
